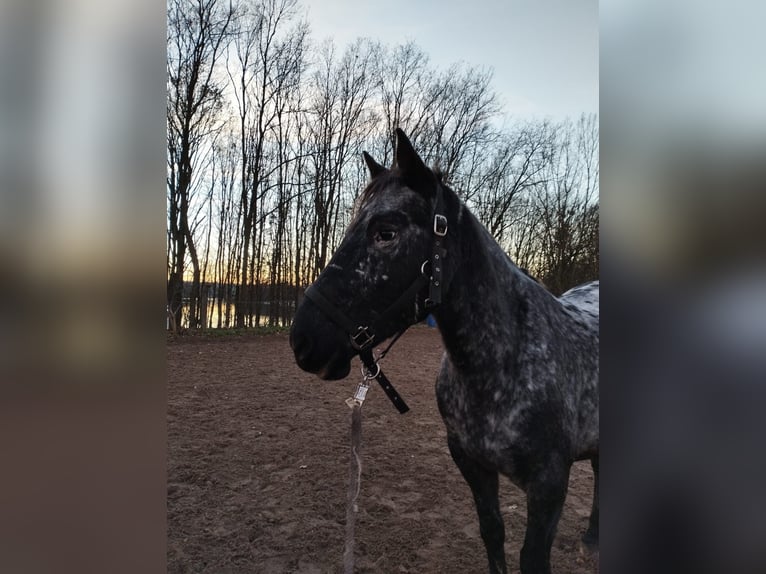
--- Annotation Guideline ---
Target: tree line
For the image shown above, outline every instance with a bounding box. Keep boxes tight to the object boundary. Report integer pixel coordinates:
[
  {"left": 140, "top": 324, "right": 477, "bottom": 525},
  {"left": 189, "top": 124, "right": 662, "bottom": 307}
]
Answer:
[{"left": 167, "top": 0, "right": 599, "bottom": 331}]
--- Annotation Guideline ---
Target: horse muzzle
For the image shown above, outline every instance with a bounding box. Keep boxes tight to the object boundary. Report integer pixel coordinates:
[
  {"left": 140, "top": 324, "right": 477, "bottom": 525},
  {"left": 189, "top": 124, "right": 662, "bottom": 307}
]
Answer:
[{"left": 290, "top": 307, "right": 354, "bottom": 380}]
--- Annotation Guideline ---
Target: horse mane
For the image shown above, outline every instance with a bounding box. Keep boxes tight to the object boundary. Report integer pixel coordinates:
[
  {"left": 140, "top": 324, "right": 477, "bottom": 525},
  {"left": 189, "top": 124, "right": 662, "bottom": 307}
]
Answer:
[{"left": 518, "top": 266, "right": 544, "bottom": 286}]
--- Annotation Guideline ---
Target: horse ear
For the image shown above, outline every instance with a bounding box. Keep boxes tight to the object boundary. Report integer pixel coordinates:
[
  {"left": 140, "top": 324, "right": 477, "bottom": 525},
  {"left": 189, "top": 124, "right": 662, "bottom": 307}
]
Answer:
[
  {"left": 362, "top": 151, "right": 386, "bottom": 179},
  {"left": 394, "top": 128, "right": 431, "bottom": 186}
]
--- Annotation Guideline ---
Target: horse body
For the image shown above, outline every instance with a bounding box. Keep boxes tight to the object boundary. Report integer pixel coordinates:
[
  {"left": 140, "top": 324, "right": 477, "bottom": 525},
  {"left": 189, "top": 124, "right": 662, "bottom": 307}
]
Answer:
[
  {"left": 290, "top": 129, "right": 599, "bottom": 574},
  {"left": 428, "top": 188, "right": 599, "bottom": 574}
]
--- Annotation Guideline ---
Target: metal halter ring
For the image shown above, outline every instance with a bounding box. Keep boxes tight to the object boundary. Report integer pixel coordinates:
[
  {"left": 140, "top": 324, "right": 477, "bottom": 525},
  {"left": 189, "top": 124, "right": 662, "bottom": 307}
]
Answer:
[
  {"left": 420, "top": 260, "right": 431, "bottom": 276},
  {"left": 361, "top": 361, "right": 380, "bottom": 380}
]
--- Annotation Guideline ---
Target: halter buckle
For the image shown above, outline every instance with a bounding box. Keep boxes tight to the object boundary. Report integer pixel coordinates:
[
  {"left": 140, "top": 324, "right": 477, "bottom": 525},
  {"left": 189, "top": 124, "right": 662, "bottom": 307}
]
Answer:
[{"left": 350, "top": 326, "right": 375, "bottom": 350}]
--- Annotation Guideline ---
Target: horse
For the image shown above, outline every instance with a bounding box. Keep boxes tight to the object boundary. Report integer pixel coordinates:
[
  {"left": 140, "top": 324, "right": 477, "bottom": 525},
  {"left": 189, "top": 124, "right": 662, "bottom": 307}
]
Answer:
[{"left": 290, "top": 128, "right": 599, "bottom": 574}]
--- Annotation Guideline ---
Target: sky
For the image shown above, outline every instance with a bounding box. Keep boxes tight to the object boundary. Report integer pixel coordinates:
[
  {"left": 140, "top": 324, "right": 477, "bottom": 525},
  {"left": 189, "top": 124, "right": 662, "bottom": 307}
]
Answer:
[{"left": 300, "top": 0, "right": 598, "bottom": 121}]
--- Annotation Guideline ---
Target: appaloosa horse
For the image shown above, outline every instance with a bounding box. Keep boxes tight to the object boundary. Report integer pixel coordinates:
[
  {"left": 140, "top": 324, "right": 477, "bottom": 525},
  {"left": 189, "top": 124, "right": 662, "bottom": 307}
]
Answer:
[{"left": 290, "top": 129, "right": 599, "bottom": 574}]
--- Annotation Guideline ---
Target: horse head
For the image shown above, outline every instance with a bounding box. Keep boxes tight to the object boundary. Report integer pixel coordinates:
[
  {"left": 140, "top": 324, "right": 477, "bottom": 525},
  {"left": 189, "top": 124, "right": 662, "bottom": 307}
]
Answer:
[{"left": 290, "top": 129, "right": 445, "bottom": 380}]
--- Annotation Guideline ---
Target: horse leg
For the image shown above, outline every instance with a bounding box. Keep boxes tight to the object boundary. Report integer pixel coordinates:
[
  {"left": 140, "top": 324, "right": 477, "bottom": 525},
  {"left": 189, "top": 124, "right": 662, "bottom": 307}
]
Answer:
[
  {"left": 519, "top": 457, "right": 570, "bottom": 574},
  {"left": 447, "top": 436, "right": 507, "bottom": 574},
  {"left": 582, "top": 455, "right": 599, "bottom": 549}
]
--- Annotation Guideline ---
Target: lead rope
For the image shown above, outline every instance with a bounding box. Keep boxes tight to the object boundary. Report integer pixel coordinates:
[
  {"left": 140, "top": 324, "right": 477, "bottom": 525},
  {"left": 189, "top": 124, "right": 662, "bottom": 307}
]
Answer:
[{"left": 342, "top": 364, "right": 376, "bottom": 574}]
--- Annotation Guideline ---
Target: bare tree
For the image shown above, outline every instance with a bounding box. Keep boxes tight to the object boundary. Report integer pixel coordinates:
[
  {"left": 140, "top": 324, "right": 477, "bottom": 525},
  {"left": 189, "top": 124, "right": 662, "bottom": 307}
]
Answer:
[
  {"left": 167, "top": 0, "right": 235, "bottom": 329},
  {"left": 305, "top": 39, "right": 381, "bottom": 280},
  {"left": 266, "top": 26, "right": 308, "bottom": 325},
  {"left": 471, "top": 120, "right": 555, "bottom": 246},
  {"left": 225, "top": 0, "right": 305, "bottom": 326},
  {"left": 531, "top": 114, "right": 599, "bottom": 294},
  {"left": 375, "top": 42, "right": 431, "bottom": 163},
  {"left": 208, "top": 133, "right": 240, "bottom": 327},
  {"left": 409, "top": 64, "right": 500, "bottom": 184}
]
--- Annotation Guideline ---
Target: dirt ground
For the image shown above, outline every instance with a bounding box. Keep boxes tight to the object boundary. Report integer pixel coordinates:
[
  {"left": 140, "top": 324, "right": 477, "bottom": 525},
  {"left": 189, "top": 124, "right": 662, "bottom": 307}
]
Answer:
[{"left": 168, "top": 326, "right": 598, "bottom": 573}]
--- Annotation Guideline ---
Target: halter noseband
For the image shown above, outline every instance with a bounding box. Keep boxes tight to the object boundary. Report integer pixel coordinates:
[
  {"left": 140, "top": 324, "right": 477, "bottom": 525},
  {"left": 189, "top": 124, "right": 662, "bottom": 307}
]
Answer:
[{"left": 303, "top": 183, "right": 449, "bottom": 413}]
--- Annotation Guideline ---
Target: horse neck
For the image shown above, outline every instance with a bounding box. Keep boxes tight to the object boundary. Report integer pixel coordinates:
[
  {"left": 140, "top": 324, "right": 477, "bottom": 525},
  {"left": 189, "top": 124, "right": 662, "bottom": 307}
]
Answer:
[{"left": 432, "top": 200, "right": 548, "bottom": 372}]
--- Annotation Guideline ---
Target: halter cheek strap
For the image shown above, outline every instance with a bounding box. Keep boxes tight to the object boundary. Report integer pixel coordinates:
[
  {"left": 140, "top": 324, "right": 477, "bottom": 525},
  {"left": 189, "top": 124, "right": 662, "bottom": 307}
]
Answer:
[{"left": 426, "top": 184, "right": 448, "bottom": 308}]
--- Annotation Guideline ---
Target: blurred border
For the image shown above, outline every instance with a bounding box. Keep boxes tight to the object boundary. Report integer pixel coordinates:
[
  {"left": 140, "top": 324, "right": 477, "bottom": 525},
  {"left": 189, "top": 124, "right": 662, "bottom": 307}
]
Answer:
[
  {"left": 602, "top": 1, "right": 766, "bottom": 573},
  {"left": 0, "top": 0, "right": 166, "bottom": 571}
]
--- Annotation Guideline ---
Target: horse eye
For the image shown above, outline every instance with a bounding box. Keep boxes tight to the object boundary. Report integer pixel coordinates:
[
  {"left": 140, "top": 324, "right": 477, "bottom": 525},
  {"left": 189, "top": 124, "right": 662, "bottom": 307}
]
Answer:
[{"left": 374, "top": 229, "right": 397, "bottom": 243}]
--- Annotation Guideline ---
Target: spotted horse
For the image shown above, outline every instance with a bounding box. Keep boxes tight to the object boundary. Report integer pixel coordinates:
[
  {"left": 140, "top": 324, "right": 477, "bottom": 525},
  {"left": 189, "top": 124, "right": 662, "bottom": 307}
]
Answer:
[{"left": 290, "top": 129, "right": 599, "bottom": 574}]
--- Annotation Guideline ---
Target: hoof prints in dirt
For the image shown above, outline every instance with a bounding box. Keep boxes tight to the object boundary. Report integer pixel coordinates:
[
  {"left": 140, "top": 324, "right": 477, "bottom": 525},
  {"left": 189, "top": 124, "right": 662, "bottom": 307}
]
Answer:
[{"left": 168, "top": 328, "right": 597, "bottom": 573}]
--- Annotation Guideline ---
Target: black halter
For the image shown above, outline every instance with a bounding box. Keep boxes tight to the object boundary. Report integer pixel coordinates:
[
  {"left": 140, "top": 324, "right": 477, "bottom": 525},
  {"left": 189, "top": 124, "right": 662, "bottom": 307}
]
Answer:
[{"left": 303, "top": 184, "right": 449, "bottom": 413}]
